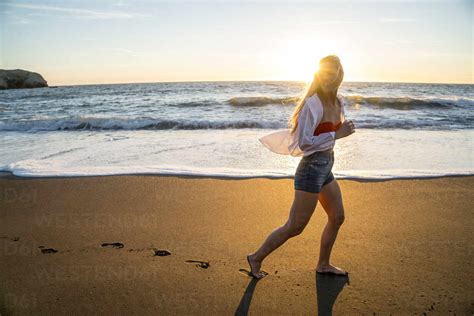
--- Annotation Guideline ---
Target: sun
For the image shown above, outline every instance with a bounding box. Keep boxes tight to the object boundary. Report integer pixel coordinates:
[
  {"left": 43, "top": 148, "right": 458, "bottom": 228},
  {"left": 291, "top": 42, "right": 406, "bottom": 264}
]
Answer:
[{"left": 274, "top": 38, "right": 348, "bottom": 82}]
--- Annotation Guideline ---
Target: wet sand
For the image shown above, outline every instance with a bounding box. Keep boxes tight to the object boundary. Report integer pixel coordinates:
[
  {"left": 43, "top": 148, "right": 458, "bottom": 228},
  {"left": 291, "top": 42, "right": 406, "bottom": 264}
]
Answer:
[{"left": 0, "top": 173, "right": 473, "bottom": 314}]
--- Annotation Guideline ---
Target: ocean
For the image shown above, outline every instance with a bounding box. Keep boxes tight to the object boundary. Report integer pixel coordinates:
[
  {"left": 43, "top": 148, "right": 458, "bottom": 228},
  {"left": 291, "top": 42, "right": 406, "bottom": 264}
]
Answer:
[{"left": 0, "top": 81, "right": 472, "bottom": 179}]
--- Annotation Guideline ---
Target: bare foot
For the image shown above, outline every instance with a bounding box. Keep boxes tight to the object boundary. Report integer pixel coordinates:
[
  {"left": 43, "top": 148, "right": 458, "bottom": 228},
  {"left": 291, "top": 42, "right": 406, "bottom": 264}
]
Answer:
[
  {"left": 316, "top": 263, "right": 348, "bottom": 275},
  {"left": 247, "top": 254, "right": 267, "bottom": 279}
]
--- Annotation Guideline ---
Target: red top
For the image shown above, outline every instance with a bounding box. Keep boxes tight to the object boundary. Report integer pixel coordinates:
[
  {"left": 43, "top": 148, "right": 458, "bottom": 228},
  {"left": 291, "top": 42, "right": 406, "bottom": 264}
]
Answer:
[{"left": 314, "top": 121, "right": 342, "bottom": 136}]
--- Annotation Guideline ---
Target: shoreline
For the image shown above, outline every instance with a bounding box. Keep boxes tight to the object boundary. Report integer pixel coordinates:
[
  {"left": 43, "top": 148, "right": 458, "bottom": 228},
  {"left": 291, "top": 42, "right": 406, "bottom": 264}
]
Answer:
[{"left": 1, "top": 170, "right": 473, "bottom": 182}]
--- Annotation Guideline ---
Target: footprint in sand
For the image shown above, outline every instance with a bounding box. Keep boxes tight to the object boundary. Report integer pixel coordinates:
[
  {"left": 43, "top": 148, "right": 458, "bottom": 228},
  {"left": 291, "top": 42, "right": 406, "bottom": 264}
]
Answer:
[
  {"left": 101, "top": 242, "right": 124, "bottom": 249},
  {"left": 185, "top": 260, "right": 210, "bottom": 269},
  {"left": 38, "top": 246, "right": 58, "bottom": 254},
  {"left": 1, "top": 236, "right": 20, "bottom": 241},
  {"left": 152, "top": 249, "right": 171, "bottom": 256}
]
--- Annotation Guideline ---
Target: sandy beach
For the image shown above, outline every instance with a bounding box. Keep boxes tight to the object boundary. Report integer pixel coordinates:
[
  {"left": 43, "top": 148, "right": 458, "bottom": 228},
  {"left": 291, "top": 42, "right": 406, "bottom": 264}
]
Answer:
[{"left": 0, "top": 173, "right": 472, "bottom": 315}]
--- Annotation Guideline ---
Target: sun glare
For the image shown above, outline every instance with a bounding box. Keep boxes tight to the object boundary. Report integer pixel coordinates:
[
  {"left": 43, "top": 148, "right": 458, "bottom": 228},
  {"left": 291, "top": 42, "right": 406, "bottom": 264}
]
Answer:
[{"left": 275, "top": 39, "right": 348, "bottom": 82}]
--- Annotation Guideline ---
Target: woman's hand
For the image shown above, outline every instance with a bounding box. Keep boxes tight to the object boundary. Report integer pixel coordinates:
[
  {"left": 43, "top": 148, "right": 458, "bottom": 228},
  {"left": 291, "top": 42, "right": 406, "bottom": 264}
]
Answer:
[{"left": 335, "top": 120, "right": 355, "bottom": 140}]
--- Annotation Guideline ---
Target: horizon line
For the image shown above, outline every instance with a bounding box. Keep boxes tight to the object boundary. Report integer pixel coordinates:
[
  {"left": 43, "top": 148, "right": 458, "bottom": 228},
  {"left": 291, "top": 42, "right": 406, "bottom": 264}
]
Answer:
[{"left": 50, "top": 79, "right": 474, "bottom": 87}]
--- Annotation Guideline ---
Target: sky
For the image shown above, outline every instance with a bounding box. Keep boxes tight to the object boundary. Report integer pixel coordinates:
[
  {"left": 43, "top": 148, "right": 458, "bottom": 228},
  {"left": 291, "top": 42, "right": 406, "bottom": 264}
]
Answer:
[{"left": 0, "top": 0, "right": 472, "bottom": 85}]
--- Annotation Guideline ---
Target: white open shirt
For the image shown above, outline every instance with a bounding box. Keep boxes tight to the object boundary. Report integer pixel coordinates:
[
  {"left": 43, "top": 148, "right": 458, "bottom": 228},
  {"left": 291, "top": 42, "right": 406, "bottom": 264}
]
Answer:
[{"left": 258, "top": 93, "right": 346, "bottom": 157}]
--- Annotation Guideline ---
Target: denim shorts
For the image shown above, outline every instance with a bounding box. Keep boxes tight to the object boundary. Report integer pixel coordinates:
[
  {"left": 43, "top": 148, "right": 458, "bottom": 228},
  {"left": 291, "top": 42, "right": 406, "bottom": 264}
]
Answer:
[{"left": 294, "top": 150, "right": 335, "bottom": 193}]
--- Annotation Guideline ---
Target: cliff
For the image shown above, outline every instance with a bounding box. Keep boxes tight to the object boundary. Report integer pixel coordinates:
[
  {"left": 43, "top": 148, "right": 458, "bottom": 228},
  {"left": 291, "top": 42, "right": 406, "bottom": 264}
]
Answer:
[{"left": 0, "top": 69, "right": 48, "bottom": 89}]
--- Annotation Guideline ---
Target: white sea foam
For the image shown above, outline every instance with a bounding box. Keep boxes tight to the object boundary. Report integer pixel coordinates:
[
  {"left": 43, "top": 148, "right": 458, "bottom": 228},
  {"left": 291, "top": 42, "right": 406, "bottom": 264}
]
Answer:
[{"left": 0, "top": 129, "right": 472, "bottom": 179}]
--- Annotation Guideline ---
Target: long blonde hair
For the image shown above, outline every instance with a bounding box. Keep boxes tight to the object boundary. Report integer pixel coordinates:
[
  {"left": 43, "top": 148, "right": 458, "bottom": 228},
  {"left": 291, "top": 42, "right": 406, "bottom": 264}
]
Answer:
[{"left": 288, "top": 54, "right": 344, "bottom": 134}]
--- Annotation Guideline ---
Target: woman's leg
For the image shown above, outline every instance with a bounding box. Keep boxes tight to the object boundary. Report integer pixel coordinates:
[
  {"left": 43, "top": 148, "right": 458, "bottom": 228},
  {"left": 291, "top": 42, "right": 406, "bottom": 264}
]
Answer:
[
  {"left": 316, "top": 178, "right": 347, "bottom": 274},
  {"left": 247, "top": 189, "right": 319, "bottom": 278}
]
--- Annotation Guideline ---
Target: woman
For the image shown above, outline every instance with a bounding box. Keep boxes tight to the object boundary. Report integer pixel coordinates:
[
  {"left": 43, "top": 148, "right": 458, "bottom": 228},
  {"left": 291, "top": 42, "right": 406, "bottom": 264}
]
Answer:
[{"left": 247, "top": 55, "right": 355, "bottom": 279}]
